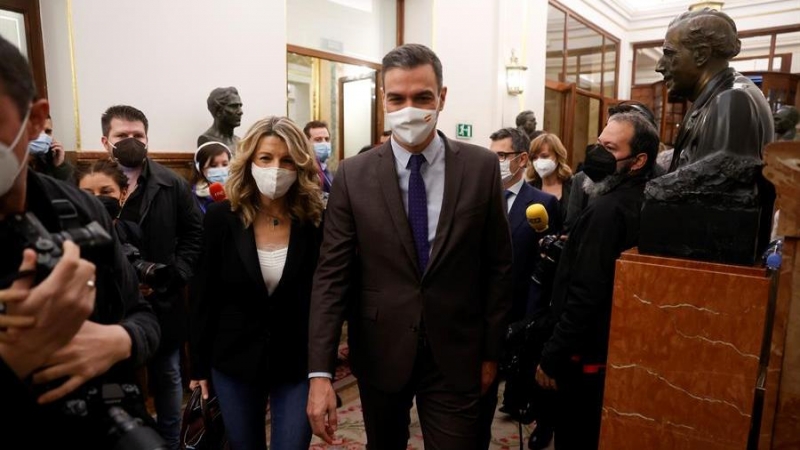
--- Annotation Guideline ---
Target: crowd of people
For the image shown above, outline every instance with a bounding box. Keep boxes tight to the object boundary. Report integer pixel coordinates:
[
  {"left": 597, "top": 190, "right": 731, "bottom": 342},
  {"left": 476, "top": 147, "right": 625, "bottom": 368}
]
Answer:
[{"left": 0, "top": 5, "right": 787, "bottom": 450}]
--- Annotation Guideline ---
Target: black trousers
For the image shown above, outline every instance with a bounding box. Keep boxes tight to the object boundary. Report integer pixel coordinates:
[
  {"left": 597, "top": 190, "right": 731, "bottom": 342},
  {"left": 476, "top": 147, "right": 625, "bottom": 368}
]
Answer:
[
  {"left": 477, "top": 377, "right": 500, "bottom": 449},
  {"left": 358, "top": 339, "right": 481, "bottom": 450},
  {"left": 553, "top": 363, "right": 606, "bottom": 450}
]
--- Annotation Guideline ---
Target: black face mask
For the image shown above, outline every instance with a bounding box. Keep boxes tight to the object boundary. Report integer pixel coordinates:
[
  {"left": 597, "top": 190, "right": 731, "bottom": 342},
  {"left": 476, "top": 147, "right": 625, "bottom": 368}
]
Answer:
[
  {"left": 583, "top": 144, "right": 636, "bottom": 182},
  {"left": 111, "top": 137, "right": 148, "bottom": 168},
  {"left": 96, "top": 195, "right": 122, "bottom": 219}
]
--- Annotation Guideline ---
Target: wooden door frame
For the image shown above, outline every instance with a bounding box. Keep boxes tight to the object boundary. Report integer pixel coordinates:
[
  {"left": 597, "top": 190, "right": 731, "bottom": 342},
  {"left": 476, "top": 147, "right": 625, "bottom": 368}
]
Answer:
[
  {"left": 337, "top": 72, "right": 377, "bottom": 161},
  {"left": 288, "top": 45, "right": 384, "bottom": 154},
  {"left": 1, "top": 0, "right": 47, "bottom": 99}
]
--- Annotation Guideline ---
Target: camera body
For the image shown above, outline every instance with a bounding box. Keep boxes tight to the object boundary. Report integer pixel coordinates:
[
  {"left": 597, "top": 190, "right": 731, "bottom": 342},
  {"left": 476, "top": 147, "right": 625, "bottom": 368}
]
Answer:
[
  {"left": 8, "top": 211, "right": 112, "bottom": 280},
  {"left": 531, "top": 234, "right": 565, "bottom": 287}
]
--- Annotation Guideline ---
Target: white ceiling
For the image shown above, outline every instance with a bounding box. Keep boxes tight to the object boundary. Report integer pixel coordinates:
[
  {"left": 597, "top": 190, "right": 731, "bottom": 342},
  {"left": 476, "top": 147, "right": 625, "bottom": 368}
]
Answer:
[{"left": 599, "top": 0, "right": 783, "bottom": 24}]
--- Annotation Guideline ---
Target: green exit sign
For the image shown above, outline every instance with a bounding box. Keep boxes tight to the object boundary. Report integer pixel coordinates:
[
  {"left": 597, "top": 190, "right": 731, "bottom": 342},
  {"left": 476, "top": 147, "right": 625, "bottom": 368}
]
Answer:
[{"left": 456, "top": 123, "right": 473, "bottom": 139}]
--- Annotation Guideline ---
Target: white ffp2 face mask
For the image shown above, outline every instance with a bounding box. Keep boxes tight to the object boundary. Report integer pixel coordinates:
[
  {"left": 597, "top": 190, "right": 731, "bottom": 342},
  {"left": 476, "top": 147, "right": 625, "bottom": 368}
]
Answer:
[
  {"left": 386, "top": 106, "right": 438, "bottom": 147},
  {"left": 533, "top": 158, "right": 557, "bottom": 178},
  {"left": 251, "top": 163, "right": 297, "bottom": 199},
  {"left": 499, "top": 154, "right": 522, "bottom": 183},
  {"left": 0, "top": 107, "right": 32, "bottom": 197}
]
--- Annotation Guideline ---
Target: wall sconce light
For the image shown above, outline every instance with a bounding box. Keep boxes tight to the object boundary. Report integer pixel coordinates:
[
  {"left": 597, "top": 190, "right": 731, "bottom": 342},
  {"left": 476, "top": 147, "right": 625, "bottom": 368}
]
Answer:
[
  {"left": 506, "top": 50, "right": 527, "bottom": 96},
  {"left": 688, "top": 1, "right": 724, "bottom": 11}
]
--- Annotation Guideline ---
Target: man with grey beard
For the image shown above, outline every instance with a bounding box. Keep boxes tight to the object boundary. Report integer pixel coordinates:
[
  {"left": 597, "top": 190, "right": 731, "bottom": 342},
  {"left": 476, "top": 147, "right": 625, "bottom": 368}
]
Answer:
[{"left": 533, "top": 112, "right": 659, "bottom": 449}]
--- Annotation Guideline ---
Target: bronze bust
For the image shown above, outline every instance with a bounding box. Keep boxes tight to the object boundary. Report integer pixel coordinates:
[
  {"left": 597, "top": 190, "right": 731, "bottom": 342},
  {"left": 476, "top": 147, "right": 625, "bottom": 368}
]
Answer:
[
  {"left": 198, "top": 87, "right": 243, "bottom": 153},
  {"left": 515, "top": 110, "right": 538, "bottom": 140},
  {"left": 639, "top": 8, "right": 775, "bottom": 265},
  {"left": 774, "top": 106, "right": 799, "bottom": 141}
]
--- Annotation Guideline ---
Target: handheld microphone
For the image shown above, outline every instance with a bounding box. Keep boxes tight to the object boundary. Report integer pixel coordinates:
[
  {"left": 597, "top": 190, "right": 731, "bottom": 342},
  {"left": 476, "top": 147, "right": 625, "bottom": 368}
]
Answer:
[
  {"left": 525, "top": 203, "right": 549, "bottom": 233},
  {"left": 209, "top": 182, "right": 227, "bottom": 202}
]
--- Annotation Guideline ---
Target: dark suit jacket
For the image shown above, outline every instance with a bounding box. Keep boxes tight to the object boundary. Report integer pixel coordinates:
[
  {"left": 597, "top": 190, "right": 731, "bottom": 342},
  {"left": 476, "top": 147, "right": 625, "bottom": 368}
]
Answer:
[
  {"left": 308, "top": 134, "right": 513, "bottom": 393},
  {"left": 507, "top": 182, "right": 560, "bottom": 320},
  {"left": 190, "top": 201, "right": 321, "bottom": 384}
]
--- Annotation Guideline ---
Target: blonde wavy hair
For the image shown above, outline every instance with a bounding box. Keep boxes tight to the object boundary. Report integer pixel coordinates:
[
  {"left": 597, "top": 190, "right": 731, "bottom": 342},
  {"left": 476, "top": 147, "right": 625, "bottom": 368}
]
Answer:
[
  {"left": 526, "top": 132, "right": 573, "bottom": 183},
  {"left": 225, "top": 116, "right": 325, "bottom": 228}
]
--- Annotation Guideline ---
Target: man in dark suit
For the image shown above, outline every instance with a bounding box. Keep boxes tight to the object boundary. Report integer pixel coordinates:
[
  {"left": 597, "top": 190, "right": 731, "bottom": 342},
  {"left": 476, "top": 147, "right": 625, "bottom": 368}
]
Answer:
[
  {"left": 480, "top": 127, "right": 559, "bottom": 449},
  {"left": 306, "top": 43, "right": 513, "bottom": 450}
]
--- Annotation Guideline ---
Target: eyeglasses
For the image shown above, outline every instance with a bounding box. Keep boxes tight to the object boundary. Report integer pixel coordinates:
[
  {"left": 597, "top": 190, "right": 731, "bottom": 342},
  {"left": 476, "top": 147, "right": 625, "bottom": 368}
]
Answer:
[{"left": 496, "top": 151, "right": 523, "bottom": 162}]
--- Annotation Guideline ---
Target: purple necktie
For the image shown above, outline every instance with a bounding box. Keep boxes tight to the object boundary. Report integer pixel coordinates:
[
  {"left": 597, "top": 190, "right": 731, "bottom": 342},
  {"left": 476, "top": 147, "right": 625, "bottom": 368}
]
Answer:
[{"left": 408, "top": 154, "right": 429, "bottom": 272}]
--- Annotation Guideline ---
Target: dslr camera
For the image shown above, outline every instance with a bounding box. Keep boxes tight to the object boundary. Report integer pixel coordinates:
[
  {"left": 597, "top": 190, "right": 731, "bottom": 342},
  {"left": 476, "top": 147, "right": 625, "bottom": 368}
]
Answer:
[
  {"left": 56, "top": 382, "right": 168, "bottom": 450},
  {"left": 120, "top": 242, "right": 171, "bottom": 292},
  {"left": 531, "top": 234, "right": 565, "bottom": 287}
]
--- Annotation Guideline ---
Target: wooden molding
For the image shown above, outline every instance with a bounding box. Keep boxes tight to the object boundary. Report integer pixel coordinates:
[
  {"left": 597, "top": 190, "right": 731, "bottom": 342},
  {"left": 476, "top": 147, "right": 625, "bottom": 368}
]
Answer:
[{"left": 67, "top": 150, "right": 196, "bottom": 183}]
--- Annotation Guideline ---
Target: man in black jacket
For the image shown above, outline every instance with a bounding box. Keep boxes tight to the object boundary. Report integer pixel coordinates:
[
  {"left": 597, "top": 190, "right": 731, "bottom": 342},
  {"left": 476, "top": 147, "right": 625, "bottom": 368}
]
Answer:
[
  {"left": 100, "top": 105, "right": 204, "bottom": 449},
  {"left": 0, "top": 35, "right": 160, "bottom": 448},
  {"left": 534, "top": 112, "right": 660, "bottom": 449}
]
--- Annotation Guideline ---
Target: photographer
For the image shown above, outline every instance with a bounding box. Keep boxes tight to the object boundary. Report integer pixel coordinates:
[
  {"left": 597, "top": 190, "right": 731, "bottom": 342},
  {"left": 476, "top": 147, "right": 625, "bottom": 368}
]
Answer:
[
  {"left": 0, "top": 36, "right": 160, "bottom": 447},
  {"left": 28, "top": 115, "right": 75, "bottom": 183},
  {"left": 535, "top": 112, "right": 659, "bottom": 449},
  {"left": 100, "top": 104, "right": 204, "bottom": 449}
]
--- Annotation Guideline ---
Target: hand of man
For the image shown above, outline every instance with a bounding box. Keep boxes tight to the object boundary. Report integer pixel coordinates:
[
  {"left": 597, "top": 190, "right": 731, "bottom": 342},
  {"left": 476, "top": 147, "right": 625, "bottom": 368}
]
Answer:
[
  {"left": 481, "top": 360, "right": 498, "bottom": 395},
  {"left": 535, "top": 364, "right": 558, "bottom": 390},
  {"left": 0, "top": 243, "right": 96, "bottom": 379},
  {"left": 50, "top": 139, "right": 65, "bottom": 167},
  {"left": 189, "top": 379, "right": 210, "bottom": 400},
  {"left": 32, "top": 321, "right": 132, "bottom": 404},
  {"left": 307, "top": 377, "right": 338, "bottom": 444}
]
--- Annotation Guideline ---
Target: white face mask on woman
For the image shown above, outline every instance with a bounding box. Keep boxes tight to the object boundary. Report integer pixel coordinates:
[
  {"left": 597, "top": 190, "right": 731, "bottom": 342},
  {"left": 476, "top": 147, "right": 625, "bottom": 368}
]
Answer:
[
  {"left": 533, "top": 158, "right": 557, "bottom": 178},
  {"left": 385, "top": 106, "right": 438, "bottom": 147},
  {"left": 251, "top": 163, "right": 297, "bottom": 199}
]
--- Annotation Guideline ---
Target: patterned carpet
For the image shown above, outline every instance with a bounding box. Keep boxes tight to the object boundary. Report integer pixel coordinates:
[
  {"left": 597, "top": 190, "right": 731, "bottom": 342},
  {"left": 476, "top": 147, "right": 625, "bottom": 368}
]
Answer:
[{"left": 307, "top": 382, "right": 542, "bottom": 450}]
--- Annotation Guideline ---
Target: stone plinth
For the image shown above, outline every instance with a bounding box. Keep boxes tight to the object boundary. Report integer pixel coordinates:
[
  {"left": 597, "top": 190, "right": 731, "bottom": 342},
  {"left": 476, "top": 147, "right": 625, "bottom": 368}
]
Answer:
[{"left": 599, "top": 251, "right": 770, "bottom": 449}]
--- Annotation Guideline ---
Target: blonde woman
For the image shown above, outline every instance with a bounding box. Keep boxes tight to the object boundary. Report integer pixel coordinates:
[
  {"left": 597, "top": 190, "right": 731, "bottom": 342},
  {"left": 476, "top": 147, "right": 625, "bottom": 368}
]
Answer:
[
  {"left": 526, "top": 133, "right": 573, "bottom": 227},
  {"left": 189, "top": 116, "right": 324, "bottom": 450}
]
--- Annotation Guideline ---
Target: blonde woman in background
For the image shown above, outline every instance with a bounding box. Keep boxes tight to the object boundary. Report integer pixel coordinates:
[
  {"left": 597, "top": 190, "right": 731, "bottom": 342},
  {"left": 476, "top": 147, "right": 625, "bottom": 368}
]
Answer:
[
  {"left": 526, "top": 133, "right": 574, "bottom": 227},
  {"left": 189, "top": 116, "right": 325, "bottom": 450}
]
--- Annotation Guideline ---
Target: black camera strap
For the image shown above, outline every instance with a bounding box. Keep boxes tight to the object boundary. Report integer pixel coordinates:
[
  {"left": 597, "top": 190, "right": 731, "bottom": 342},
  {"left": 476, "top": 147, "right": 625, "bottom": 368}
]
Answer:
[{"left": 51, "top": 199, "right": 82, "bottom": 231}]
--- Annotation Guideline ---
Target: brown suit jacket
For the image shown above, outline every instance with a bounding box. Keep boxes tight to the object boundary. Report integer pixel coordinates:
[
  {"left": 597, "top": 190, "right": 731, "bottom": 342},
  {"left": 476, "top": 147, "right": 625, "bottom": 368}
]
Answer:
[{"left": 308, "top": 133, "right": 513, "bottom": 393}]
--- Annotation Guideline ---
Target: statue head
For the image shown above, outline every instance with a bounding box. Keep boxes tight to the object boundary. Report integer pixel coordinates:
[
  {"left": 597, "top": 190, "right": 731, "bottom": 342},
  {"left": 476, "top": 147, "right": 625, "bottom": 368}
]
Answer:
[
  {"left": 207, "top": 87, "right": 243, "bottom": 129},
  {"left": 774, "top": 106, "right": 799, "bottom": 136},
  {"left": 656, "top": 8, "right": 740, "bottom": 101},
  {"left": 515, "top": 110, "right": 537, "bottom": 139}
]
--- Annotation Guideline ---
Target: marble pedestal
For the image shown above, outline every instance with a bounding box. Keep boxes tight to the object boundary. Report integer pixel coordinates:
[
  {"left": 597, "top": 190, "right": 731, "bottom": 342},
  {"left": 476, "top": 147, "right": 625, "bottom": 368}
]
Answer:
[{"left": 599, "top": 250, "right": 772, "bottom": 449}]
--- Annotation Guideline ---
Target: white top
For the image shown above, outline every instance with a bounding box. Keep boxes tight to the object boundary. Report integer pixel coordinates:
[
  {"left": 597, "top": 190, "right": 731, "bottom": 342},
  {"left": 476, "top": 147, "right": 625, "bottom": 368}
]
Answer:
[{"left": 256, "top": 246, "right": 288, "bottom": 295}]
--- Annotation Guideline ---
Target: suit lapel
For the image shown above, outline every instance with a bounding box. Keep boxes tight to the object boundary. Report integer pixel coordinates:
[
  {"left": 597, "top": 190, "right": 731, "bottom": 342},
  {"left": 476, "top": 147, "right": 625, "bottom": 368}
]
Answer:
[
  {"left": 231, "top": 215, "right": 269, "bottom": 291},
  {"left": 427, "top": 138, "right": 465, "bottom": 276},
  {"left": 508, "top": 183, "right": 532, "bottom": 234},
  {"left": 377, "top": 143, "right": 419, "bottom": 271}
]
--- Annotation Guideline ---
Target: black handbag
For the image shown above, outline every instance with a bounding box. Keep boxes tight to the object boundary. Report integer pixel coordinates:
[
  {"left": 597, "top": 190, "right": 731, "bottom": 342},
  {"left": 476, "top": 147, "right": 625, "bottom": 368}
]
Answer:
[{"left": 180, "top": 387, "right": 229, "bottom": 450}]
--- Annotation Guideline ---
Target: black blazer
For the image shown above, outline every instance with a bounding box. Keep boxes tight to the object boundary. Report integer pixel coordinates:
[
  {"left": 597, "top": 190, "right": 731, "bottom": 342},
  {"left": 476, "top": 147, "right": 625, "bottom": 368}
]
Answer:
[{"left": 190, "top": 201, "right": 321, "bottom": 384}]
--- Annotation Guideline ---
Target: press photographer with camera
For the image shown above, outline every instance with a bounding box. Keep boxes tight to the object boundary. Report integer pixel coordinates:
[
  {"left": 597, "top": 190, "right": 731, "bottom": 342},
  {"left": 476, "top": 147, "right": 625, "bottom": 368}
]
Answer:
[
  {"left": 0, "top": 36, "right": 161, "bottom": 448},
  {"left": 534, "top": 112, "right": 659, "bottom": 449},
  {"left": 483, "top": 127, "right": 560, "bottom": 450},
  {"left": 100, "top": 104, "right": 204, "bottom": 449},
  {"left": 77, "top": 160, "right": 173, "bottom": 295}
]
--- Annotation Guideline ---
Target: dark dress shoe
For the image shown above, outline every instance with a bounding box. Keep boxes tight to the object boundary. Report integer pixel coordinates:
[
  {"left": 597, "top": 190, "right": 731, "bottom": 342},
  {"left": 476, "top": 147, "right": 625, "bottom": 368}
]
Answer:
[{"left": 528, "top": 421, "right": 553, "bottom": 450}]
